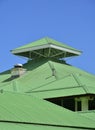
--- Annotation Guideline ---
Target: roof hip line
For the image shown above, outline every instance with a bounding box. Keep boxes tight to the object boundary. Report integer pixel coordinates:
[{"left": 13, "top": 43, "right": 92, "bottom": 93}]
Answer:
[{"left": 71, "top": 73, "right": 82, "bottom": 86}]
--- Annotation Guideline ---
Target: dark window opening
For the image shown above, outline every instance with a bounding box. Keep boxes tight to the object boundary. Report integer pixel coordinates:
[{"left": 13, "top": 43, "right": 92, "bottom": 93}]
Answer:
[
  {"left": 46, "top": 97, "right": 75, "bottom": 111},
  {"left": 88, "top": 98, "right": 95, "bottom": 110},
  {"left": 46, "top": 98, "right": 62, "bottom": 106},
  {"left": 62, "top": 98, "right": 75, "bottom": 111},
  {"left": 77, "top": 101, "right": 81, "bottom": 111}
]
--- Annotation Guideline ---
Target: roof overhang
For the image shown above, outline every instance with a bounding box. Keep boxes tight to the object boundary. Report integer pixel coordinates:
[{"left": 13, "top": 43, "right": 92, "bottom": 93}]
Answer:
[{"left": 11, "top": 44, "right": 81, "bottom": 58}]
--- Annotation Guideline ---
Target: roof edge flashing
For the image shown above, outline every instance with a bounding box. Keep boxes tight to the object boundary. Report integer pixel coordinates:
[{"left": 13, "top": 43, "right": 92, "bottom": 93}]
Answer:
[
  {"left": 11, "top": 44, "right": 82, "bottom": 56},
  {"left": 50, "top": 44, "right": 82, "bottom": 55}
]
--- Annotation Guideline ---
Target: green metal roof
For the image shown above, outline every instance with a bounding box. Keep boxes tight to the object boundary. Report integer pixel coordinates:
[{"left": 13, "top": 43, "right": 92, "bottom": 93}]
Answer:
[
  {"left": 1, "top": 37, "right": 95, "bottom": 129},
  {"left": 11, "top": 37, "right": 81, "bottom": 58},
  {"left": 78, "top": 110, "right": 95, "bottom": 122},
  {"left": 0, "top": 59, "right": 95, "bottom": 99},
  {"left": 0, "top": 122, "right": 91, "bottom": 130},
  {"left": 0, "top": 91, "right": 95, "bottom": 129}
]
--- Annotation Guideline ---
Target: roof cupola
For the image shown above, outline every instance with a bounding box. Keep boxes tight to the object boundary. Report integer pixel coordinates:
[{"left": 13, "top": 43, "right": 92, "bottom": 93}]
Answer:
[{"left": 11, "top": 37, "right": 82, "bottom": 60}]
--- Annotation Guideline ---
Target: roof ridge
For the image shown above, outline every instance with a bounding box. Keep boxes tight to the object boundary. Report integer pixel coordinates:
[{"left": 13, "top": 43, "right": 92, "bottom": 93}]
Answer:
[{"left": 44, "top": 37, "right": 50, "bottom": 45}]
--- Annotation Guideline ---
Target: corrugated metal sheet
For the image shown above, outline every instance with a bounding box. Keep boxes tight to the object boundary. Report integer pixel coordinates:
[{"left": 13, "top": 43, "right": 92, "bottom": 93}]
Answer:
[
  {"left": 0, "top": 59, "right": 95, "bottom": 98},
  {"left": 0, "top": 37, "right": 95, "bottom": 129},
  {"left": 0, "top": 91, "right": 95, "bottom": 129},
  {"left": 11, "top": 37, "right": 81, "bottom": 53},
  {"left": 0, "top": 122, "right": 90, "bottom": 130},
  {"left": 30, "top": 87, "right": 86, "bottom": 99},
  {"left": 78, "top": 110, "right": 95, "bottom": 121},
  {"left": 11, "top": 37, "right": 81, "bottom": 59}
]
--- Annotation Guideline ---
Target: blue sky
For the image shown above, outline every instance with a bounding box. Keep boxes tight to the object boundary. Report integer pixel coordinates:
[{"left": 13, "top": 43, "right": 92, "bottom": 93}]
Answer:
[{"left": 0, "top": 0, "right": 95, "bottom": 74}]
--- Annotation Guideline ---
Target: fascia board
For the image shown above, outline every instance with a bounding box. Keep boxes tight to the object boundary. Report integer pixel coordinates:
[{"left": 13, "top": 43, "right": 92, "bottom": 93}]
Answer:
[
  {"left": 11, "top": 44, "right": 50, "bottom": 54},
  {"left": 11, "top": 44, "right": 81, "bottom": 55},
  {"left": 50, "top": 44, "right": 81, "bottom": 55}
]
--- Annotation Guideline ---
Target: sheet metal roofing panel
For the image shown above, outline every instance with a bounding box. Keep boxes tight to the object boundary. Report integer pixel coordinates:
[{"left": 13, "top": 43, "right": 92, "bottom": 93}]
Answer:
[
  {"left": 0, "top": 91, "right": 95, "bottom": 129},
  {"left": 30, "top": 75, "right": 79, "bottom": 91},
  {"left": 11, "top": 37, "right": 81, "bottom": 59},
  {"left": 11, "top": 37, "right": 81, "bottom": 53},
  {"left": 20, "top": 60, "right": 95, "bottom": 95},
  {"left": 0, "top": 122, "right": 91, "bottom": 130},
  {"left": 78, "top": 110, "right": 95, "bottom": 122},
  {"left": 0, "top": 59, "right": 95, "bottom": 97},
  {"left": 30, "top": 87, "right": 86, "bottom": 99}
]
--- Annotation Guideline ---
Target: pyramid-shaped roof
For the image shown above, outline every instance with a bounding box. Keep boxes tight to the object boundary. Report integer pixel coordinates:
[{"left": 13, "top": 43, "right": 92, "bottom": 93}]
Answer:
[
  {"left": 1, "top": 37, "right": 95, "bottom": 130},
  {"left": 11, "top": 37, "right": 81, "bottom": 59},
  {"left": 0, "top": 91, "right": 95, "bottom": 129}
]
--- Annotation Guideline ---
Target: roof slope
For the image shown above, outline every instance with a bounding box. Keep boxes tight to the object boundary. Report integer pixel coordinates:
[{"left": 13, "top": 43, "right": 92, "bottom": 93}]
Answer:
[
  {"left": 11, "top": 37, "right": 81, "bottom": 58},
  {"left": 11, "top": 37, "right": 79, "bottom": 51},
  {"left": 1, "top": 122, "right": 90, "bottom": 130},
  {"left": 78, "top": 110, "right": 95, "bottom": 122},
  {"left": 0, "top": 59, "right": 95, "bottom": 98},
  {"left": 0, "top": 91, "right": 95, "bottom": 129},
  {"left": 0, "top": 122, "right": 92, "bottom": 130}
]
